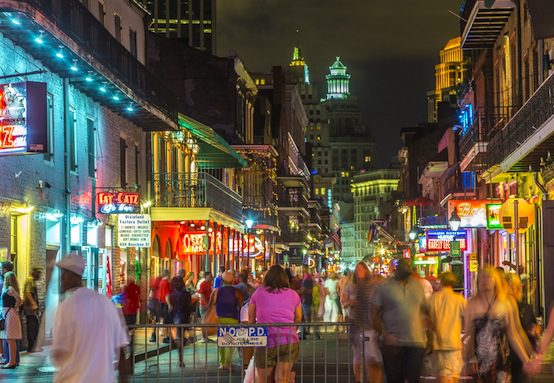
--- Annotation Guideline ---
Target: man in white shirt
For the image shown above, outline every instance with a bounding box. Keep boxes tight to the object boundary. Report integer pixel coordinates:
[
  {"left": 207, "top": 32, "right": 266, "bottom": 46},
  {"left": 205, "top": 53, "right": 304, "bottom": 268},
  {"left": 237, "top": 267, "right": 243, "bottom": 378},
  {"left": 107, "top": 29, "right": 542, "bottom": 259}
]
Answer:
[{"left": 51, "top": 254, "right": 129, "bottom": 383}]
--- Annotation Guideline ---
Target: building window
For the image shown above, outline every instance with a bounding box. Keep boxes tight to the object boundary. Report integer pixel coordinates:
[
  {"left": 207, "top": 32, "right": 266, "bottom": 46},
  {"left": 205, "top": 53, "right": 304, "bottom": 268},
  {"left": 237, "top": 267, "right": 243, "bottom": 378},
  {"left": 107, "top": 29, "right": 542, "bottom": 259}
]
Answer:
[
  {"left": 129, "top": 29, "right": 137, "bottom": 57},
  {"left": 69, "top": 108, "right": 77, "bottom": 172},
  {"left": 114, "top": 14, "right": 122, "bottom": 42},
  {"left": 98, "top": 1, "right": 105, "bottom": 25},
  {"left": 120, "top": 137, "right": 127, "bottom": 187},
  {"left": 364, "top": 155, "right": 371, "bottom": 162},
  {"left": 44, "top": 93, "right": 54, "bottom": 162},
  {"left": 87, "top": 118, "right": 96, "bottom": 178}
]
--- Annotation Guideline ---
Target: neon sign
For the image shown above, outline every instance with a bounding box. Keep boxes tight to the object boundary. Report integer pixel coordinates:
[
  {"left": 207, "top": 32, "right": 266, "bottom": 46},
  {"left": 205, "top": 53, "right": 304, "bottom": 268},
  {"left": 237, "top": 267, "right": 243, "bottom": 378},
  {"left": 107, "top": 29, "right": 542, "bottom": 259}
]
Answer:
[
  {"left": 459, "top": 104, "right": 474, "bottom": 136},
  {"left": 486, "top": 203, "right": 503, "bottom": 229},
  {"left": 425, "top": 230, "right": 468, "bottom": 252},
  {"left": 96, "top": 192, "right": 140, "bottom": 214},
  {"left": 0, "top": 82, "right": 47, "bottom": 155},
  {"left": 448, "top": 200, "right": 488, "bottom": 228},
  {"left": 182, "top": 233, "right": 208, "bottom": 254}
]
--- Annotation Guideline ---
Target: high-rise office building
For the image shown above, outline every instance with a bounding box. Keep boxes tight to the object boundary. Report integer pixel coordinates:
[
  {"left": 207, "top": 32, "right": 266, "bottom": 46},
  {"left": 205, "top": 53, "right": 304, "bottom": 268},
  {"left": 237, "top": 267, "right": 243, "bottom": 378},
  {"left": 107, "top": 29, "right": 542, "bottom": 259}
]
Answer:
[{"left": 146, "top": 0, "right": 216, "bottom": 53}]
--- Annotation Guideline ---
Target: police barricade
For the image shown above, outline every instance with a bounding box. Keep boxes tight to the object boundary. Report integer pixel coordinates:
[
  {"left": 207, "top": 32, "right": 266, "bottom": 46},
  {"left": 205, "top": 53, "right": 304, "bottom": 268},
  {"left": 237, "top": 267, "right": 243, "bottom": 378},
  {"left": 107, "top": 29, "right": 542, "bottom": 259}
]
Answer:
[{"left": 127, "top": 322, "right": 362, "bottom": 382}]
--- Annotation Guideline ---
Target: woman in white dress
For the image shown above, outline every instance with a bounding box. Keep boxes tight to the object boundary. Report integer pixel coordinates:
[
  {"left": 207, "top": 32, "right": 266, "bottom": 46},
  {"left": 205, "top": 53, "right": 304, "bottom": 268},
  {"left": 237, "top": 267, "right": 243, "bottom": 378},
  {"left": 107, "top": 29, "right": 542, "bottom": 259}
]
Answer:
[
  {"left": 324, "top": 273, "right": 340, "bottom": 323},
  {"left": 0, "top": 271, "right": 22, "bottom": 369}
]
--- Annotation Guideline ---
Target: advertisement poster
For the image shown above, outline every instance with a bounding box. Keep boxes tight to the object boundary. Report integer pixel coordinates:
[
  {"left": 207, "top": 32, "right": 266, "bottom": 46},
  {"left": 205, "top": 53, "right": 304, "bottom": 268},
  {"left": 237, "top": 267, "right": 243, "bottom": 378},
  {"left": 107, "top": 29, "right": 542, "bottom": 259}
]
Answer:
[{"left": 118, "top": 214, "right": 151, "bottom": 248}]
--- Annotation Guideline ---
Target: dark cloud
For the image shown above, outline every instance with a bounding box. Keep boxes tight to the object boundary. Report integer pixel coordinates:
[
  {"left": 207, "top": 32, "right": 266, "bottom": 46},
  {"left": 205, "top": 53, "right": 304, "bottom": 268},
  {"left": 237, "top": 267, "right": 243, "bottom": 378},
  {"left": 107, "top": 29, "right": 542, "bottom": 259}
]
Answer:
[{"left": 217, "top": 0, "right": 462, "bottom": 166}]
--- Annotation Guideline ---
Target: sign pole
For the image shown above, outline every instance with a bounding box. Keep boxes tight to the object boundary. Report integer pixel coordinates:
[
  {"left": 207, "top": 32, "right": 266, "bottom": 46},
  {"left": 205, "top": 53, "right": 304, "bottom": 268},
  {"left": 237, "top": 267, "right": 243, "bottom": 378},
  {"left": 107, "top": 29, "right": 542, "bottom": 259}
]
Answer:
[{"left": 514, "top": 199, "right": 519, "bottom": 274}]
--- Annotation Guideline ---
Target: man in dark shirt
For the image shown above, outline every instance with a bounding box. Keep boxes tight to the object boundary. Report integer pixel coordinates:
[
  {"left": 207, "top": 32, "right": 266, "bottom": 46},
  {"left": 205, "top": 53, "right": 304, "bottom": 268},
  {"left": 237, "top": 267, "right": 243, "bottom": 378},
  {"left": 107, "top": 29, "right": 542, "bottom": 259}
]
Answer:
[{"left": 299, "top": 264, "right": 313, "bottom": 339}]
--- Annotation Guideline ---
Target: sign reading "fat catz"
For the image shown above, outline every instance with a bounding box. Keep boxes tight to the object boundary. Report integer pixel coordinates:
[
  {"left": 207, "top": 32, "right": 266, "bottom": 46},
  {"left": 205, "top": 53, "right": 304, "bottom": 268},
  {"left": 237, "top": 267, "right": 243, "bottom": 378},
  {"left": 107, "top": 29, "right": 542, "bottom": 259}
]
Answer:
[{"left": 96, "top": 192, "right": 140, "bottom": 214}]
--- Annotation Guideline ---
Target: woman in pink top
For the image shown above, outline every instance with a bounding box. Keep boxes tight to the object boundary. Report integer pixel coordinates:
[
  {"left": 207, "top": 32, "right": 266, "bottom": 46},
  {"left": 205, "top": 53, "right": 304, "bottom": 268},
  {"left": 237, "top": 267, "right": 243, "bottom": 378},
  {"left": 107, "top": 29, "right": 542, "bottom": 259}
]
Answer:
[{"left": 248, "top": 265, "right": 302, "bottom": 383}]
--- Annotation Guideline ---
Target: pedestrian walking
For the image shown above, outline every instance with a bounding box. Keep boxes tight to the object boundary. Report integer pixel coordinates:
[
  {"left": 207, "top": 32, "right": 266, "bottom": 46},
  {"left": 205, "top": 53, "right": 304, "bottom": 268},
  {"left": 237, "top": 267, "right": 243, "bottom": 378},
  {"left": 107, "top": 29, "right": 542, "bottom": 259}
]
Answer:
[
  {"left": 211, "top": 271, "right": 243, "bottom": 370},
  {"left": 464, "top": 267, "right": 535, "bottom": 383},
  {"left": 311, "top": 274, "right": 325, "bottom": 339},
  {"left": 248, "top": 265, "right": 302, "bottom": 383},
  {"left": 51, "top": 254, "right": 129, "bottom": 383},
  {"left": 298, "top": 264, "right": 313, "bottom": 339},
  {"left": 185, "top": 271, "right": 196, "bottom": 294},
  {"left": 22, "top": 267, "right": 42, "bottom": 353},
  {"left": 428, "top": 272, "right": 466, "bottom": 383},
  {"left": 324, "top": 272, "right": 340, "bottom": 323},
  {"left": 122, "top": 277, "right": 140, "bottom": 327},
  {"left": 198, "top": 272, "right": 213, "bottom": 320},
  {"left": 371, "top": 258, "right": 428, "bottom": 383},
  {"left": 0, "top": 271, "right": 22, "bottom": 369},
  {"left": 158, "top": 270, "right": 171, "bottom": 343},
  {"left": 167, "top": 276, "right": 193, "bottom": 368},
  {"left": 196, "top": 271, "right": 206, "bottom": 290},
  {"left": 339, "top": 270, "right": 353, "bottom": 323},
  {"left": 234, "top": 271, "right": 255, "bottom": 302},
  {"left": 348, "top": 262, "right": 383, "bottom": 383},
  {"left": 148, "top": 273, "right": 162, "bottom": 342}
]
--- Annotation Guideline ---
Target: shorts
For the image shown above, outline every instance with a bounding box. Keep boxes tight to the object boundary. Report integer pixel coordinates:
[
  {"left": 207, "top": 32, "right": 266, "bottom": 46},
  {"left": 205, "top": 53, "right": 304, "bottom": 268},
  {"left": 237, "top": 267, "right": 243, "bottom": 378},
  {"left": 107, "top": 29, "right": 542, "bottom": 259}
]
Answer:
[
  {"left": 255, "top": 343, "right": 299, "bottom": 368},
  {"left": 432, "top": 350, "right": 463, "bottom": 378},
  {"left": 352, "top": 329, "right": 383, "bottom": 364}
]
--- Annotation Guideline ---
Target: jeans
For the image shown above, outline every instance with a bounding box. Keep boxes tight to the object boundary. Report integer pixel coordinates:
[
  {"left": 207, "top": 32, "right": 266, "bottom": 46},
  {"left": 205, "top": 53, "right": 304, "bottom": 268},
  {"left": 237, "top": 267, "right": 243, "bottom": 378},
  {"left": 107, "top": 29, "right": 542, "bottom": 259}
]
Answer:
[
  {"left": 299, "top": 303, "right": 312, "bottom": 336},
  {"left": 381, "top": 344, "right": 425, "bottom": 383},
  {"left": 26, "top": 315, "right": 39, "bottom": 352}
]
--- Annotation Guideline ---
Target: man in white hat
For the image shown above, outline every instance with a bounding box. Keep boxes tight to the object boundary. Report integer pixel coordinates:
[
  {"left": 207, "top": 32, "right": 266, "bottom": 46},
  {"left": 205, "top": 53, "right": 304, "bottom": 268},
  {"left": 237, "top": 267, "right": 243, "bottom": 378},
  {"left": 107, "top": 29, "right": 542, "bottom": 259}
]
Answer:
[{"left": 51, "top": 254, "right": 129, "bottom": 383}]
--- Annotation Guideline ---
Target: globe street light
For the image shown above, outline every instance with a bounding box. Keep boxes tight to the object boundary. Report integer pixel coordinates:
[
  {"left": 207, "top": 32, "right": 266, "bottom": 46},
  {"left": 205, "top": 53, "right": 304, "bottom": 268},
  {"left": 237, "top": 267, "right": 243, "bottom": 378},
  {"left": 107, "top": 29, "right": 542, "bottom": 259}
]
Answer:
[
  {"left": 408, "top": 227, "right": 419, "bottom": 241},
  {"left": 449, "top": 207, "right": 462, "bottom": 232}
]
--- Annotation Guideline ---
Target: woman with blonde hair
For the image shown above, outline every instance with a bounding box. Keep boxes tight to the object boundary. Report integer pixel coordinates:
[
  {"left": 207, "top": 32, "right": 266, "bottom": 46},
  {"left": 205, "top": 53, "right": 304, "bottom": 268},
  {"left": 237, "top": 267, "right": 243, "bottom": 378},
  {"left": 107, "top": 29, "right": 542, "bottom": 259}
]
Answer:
[
  {"left": 464, "top": 267, "right": 535, "bottom": 382},
  {"left": 0, "top": 272, "right": 22, "bottom": 369}
]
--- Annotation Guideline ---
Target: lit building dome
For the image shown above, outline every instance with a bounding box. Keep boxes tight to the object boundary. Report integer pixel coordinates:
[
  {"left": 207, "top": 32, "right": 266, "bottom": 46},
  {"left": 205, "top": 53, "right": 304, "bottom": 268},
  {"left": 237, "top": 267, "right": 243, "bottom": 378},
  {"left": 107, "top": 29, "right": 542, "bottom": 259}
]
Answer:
[{"left": 326, "top": 57, "right": 351, "bottom": 100}]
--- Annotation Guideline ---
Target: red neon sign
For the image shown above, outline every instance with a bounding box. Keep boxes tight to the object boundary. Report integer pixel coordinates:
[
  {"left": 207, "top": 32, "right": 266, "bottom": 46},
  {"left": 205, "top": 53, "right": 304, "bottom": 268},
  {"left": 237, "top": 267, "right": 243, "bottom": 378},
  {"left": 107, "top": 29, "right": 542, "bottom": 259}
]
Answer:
[{"left": 96, "top": 192, "right": 140, "bottom": 214}]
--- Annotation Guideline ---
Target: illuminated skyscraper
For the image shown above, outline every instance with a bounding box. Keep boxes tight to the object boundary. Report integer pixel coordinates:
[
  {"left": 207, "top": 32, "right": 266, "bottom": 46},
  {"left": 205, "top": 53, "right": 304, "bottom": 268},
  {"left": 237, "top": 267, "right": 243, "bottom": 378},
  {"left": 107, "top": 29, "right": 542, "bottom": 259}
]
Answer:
[
  {"left": 289, "top": 46, "right": 310, "bottom": 84},
  {"left": 326, "top": 57, "right": 351, "bottom": 100},
  {"left": 428, "top": 37, "right": 468, "bottom": 122},
  {"left": 146, "top": 0, "right": 216, "bottom": 53}
]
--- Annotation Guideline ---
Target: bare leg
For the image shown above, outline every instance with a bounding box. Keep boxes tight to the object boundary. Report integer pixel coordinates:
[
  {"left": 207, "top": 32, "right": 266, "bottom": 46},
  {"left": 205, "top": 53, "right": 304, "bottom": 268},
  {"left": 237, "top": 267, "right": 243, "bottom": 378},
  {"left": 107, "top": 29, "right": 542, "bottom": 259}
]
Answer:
[
  {"left": 7, "top": 340, "right": 16, "bottom": 366},
  {"left": 367, "top": 362, "right": 383, "bottom": 383},
  {"left": 274, "top": 361, "right": 294, "bottom": 383},
  {"left": 256, "top": 366, "right": 275, "bottom": 383}
]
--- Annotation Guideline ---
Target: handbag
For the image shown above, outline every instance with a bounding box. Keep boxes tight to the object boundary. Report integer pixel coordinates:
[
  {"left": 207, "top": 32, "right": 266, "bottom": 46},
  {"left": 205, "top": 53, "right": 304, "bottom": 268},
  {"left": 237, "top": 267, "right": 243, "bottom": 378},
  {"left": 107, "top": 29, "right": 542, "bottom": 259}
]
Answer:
[{"left": 0, "top": 308, "right": 11, "bottom": 331}]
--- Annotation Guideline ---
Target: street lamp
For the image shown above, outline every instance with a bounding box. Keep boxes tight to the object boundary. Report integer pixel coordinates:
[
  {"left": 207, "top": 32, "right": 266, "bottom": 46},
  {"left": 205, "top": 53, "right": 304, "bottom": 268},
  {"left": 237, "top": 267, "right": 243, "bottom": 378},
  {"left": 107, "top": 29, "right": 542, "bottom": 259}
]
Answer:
[
  {"left": 449, "top": 207, "right": 462, "bottom": 232},
  {"left": 408, "top": 227, "right": 419, "bottom": 241}
]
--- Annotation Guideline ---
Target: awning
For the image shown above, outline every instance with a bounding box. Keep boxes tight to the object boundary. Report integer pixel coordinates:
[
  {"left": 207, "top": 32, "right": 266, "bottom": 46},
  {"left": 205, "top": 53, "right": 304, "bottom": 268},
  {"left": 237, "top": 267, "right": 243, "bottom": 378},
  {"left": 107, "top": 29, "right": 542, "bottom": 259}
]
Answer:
[{"left": 178, "top": 114, "right": 248, "bottom": 169}]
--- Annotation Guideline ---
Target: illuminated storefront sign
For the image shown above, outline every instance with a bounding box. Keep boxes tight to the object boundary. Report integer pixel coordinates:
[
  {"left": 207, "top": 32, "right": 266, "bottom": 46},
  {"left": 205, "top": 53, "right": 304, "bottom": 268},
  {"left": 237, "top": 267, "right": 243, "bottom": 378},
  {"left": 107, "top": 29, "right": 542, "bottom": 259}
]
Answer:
[
  {"left": 0, "top": 82, "right": 47, "bottom": 155},
  {"left": 486, "top": 203, "right": 503, "bottom": 229},
  {"left": 447, "top": 200, "right": 488, "bottom": 228},
  {"left": 117, "top": 214, "right": 151, "bottom": 248},
  {"left": 96, "top": 192, "right": 140, "bottom": 214},
  {"left": 426, "top": 230, "right": 468, "bottom": 252},
  {"left": 182, "top": 233, "right": 209, "bottom": 254}
]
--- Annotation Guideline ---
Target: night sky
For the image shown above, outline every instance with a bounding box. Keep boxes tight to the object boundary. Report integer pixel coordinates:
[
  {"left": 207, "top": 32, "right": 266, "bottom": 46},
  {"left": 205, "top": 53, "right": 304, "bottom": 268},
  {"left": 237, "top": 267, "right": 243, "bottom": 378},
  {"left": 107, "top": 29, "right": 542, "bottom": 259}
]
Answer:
[{"left": 217, "top": 0, "right": 462, "bottom": 167}]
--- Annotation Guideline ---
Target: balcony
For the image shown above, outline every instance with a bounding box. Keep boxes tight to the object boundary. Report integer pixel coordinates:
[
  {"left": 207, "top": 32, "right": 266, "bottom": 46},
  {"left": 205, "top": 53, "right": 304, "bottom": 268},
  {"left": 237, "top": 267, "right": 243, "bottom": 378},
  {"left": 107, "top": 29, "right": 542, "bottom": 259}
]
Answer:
[
  {"left": 153, "top": 172, "right": 243, "bottom": 221},
  {"left": 486, "top": 73, "right": 554, "bottom": 176},
  {"left": 0, "top": 0, "right": 177, "bottom": 130},
  {"left": 459, "top": 107, "right": 515, "bottom": 171},
  {"left": 460, "top": 0, "right": 515, "bottom": 50}
]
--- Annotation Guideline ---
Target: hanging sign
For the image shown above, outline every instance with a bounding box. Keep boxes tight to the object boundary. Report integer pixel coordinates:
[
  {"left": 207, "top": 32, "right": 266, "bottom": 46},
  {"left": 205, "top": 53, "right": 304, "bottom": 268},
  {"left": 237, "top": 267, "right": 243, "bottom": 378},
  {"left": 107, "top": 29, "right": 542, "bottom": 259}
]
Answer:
[
  {"left": 486, "top": 203, "right": 503, "bottom": 229},
  {"left": 447, "top": 200, "right": 488, "bottom": 228},
  {"left": 498, "top": 198, "right": 535, "bottom": 233},
  {"left": 449, "top": 241, "right": 461, "bottom": 258},
  {"left": 97, "top": 191, "right": 141, "bottom": 214},
  {"left": 182, "top": 233, "right": 209, "bottom": 254},
  {"left": 426, "top": 230, "right": 468, "bottom": 252},
  {"left": 469, "top": 253, "right": 478, "bottom": 272},
  {"left": 117, "top": 214, "right": 151, "bottom": 248},
  {"left": 0, "top": 82, "right": 47, "bottom": 155}
]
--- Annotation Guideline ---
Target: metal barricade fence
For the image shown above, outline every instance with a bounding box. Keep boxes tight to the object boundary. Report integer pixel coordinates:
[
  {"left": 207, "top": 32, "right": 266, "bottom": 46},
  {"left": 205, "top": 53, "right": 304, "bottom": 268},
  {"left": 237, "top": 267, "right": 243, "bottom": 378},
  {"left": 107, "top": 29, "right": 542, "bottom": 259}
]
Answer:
[{"left": 126, "top": 322, "right": 364, "bottom": 383}]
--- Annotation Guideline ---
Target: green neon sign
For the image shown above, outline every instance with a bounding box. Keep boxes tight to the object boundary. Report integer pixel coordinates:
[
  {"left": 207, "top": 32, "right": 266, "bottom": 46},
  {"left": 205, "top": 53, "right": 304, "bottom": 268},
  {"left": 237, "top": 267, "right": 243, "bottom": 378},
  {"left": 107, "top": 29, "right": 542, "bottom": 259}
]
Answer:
[{"left": 486, "top": 203, "right": 503, "bottom": 229}]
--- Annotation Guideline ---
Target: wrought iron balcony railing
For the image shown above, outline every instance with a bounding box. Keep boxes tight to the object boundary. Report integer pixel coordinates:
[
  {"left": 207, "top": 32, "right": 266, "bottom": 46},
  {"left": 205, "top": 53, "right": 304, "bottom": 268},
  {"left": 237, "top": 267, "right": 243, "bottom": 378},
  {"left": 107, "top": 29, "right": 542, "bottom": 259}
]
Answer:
[
  {"left": 487, "top": 73, "right": 554, "bottom": 169},
  {"left": 15, "top": 0, "right": 176, "bottom": 120},
  {"left": 153, "top": 172, "right": 243, "bottom": 220}
]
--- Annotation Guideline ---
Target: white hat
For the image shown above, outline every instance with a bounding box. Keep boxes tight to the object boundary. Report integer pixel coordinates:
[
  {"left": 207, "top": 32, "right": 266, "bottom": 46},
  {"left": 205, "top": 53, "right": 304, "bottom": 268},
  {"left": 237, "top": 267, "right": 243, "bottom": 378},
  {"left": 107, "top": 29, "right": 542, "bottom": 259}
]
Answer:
[{"left": 56, "top": 254, "right": 85, "bottom": 276}]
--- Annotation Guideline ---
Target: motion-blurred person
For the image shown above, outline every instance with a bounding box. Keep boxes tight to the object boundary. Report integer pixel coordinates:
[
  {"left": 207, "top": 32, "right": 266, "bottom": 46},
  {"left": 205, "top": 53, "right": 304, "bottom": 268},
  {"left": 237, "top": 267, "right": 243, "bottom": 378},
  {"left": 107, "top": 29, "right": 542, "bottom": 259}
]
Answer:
[
  {"left": 196, "top": 271, "right": 206, "bottom": 290},
  {"left": 148, "top": 273, "right": 162, "bottom": 342},
  {"left": 506, "top": 273, "right": 539, "bottom": 383},
  {"left": 211, "top": 271, "right": 243, "bottom": 370},
  {"left": 348, "top": 262, "right": 383, "bottom": 383},
  {"left": 22, "top": 267, "right": 42, "bottom": 353},
  {"left": 0, "top": 271, "right": 22, "bottom": 369},
  {"left": 158, "top": 270, "right": 172, "bottom": 343},
  {"left": 371, "top": 258, "right": 428, "bottom": 383},
  {"left": 312, "top": 274, "right": 325, "bottom": 339},
  {"left": 413, "top": 272, "right": 434, "bottom": 300},
  {"left": 234, "top": 271, "right": 255, "bottom": 302},
  {"left": 167, "top": 276, "right": 193, "bottom": 368},
  {"left": 198, "top": 272, "right": 213, "bottom": 320},
  {"left": 185, "top": 272, "right": 196, "bottom": 294},
  {"left": 298, "top": 264, "right": 313, "bottom": 339},
  {"left": 464, "top": 267, "right": 535, "bottom": 382},
  {"left": 51, "top": 254, "right": 129, "bottom": 383},
  {"left": 429, "top": 272, "right": 466, "bottom": 383},
  {"left": 324, "top": 272, "right": 340, "bottom": 323},
  {"left": 249, "top": 265, "right": 302, "bottom": 383},
  {"left": 339, "top": 270, "right": 353, "bottom": 323},
  {"left": 122, "top": 277, "right": 140, "bottom": 327}
]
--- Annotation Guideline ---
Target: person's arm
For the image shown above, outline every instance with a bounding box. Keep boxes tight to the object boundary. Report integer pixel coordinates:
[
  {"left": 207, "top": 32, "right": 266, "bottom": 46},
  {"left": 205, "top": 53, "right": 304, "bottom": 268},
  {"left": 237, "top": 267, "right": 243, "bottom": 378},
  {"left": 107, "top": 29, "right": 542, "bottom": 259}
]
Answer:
[
  {"left": 118, "top": 347, "right": 130, "bottom": 383},
  {"left": 371, "top": 304, "right": 383, "bottom": 334},
  {"left": 8, "top": 286, "right": 22, "bottom": 307},
  {"left": 508, "top": 298, "right": 535, "bottom": 356},
  {"left": 539, "top": 307, "right": 554, "bottom": 355},
  {"left": 208, "top": 288, "right": 217, "bottom": 307},
  {"left": 294, "top": 304, "right": 303, "bottom": 323},
  {"left": 504, "top": 301, "right": 532, "bottom": 364},
  {"left": 248, "top": 302, "right": 256, "bottom": 324}
]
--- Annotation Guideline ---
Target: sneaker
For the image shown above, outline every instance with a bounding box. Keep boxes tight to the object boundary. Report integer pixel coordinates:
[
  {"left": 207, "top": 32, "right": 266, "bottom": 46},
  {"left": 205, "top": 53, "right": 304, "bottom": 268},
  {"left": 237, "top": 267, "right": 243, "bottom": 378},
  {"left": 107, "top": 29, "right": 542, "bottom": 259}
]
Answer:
[
  {"left": 162, "top": 337, "right": 171, "bottom": 344},
  {"left": 149, "top": 334, "right": 157, "bottom": 343}
]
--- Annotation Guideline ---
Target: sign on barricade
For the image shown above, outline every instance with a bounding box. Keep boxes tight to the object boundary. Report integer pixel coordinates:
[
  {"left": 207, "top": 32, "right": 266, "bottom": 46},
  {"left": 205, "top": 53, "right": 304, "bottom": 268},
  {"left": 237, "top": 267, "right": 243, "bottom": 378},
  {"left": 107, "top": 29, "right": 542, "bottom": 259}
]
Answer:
[{"left": 217, "top": 326, "right": 267, "bottom": 348}]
